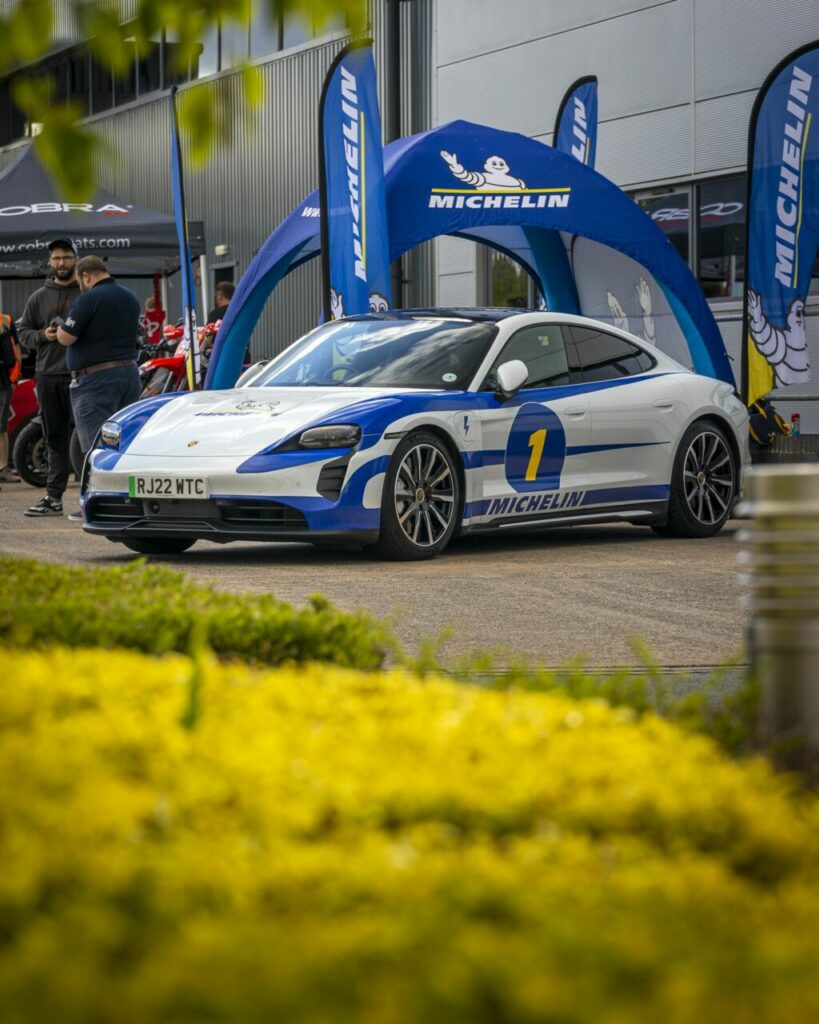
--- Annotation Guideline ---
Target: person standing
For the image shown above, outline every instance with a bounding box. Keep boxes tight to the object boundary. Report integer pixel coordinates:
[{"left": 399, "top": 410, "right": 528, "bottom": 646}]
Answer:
[
  {"left": 206, "top": 280, "right": 251, "bottom": 364},
  {"left": 18, "top": 238, "right": 80, "bottom": 516},
  {"left": 56, "top": 256, "right": 141, "bottom": 457},
  {"left": 206, "top": 280, "right": 235, "bottom": 324}
]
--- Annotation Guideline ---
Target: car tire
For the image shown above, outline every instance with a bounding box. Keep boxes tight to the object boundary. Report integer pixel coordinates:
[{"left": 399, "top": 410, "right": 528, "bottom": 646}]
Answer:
[
  {"left": 373, "top": 430, "right": 461, "bottom": 561},
  {"left": 122, "top": 537, "right": 196, "bottom": 555},
  {"left": 653, "top": 420, "right": 737, "bottom": 538},
  {"left": 12, "top": 419, "right": 48, "bottom": 488}
]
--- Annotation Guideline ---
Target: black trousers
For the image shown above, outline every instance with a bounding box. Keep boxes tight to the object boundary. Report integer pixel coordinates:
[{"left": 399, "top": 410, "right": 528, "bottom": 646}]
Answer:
[{"left": 36, "top": 372, "right": 72, "bottom": 498}]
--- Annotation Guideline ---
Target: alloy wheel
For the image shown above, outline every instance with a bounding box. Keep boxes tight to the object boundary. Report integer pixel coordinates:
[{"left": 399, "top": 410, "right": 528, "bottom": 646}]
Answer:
[
  {"left": 682, "top": 430, "right": 734, "bottom": 526},
  {"left": 393, "top": 442, "right": 456, "bottom": 548}
]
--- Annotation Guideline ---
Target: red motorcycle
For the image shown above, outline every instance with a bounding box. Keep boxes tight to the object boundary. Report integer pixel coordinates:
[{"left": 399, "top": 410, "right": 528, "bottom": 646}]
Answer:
[
  {"left": 9, "top": 378, "right": 84, "bottom": 487},
  {"left": 139, "top": 322, "right": 222, "bottom": 397}
]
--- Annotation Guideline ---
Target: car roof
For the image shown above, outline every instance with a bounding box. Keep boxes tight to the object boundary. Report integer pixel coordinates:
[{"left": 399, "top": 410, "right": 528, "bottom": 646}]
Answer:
[{"left": 346, "top": 307, "right": 535, "bottom": 324}]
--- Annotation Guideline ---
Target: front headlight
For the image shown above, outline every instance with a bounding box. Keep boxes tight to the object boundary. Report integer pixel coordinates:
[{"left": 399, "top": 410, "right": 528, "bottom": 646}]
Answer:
[
  {"left": 100, "top": 420, "right": 121, "bottom": 449},
  {"left": 298, "top": 424, "right": 361, "bottom": 448}
]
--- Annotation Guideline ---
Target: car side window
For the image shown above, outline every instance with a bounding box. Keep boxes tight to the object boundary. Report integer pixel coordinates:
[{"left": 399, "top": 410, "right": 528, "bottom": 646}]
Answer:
[
  {"left": 483, "top": 324, "right": 571, "bottom": 390},
  {"left": 569, "top": 326, "right": 656, "bottom": 382}
]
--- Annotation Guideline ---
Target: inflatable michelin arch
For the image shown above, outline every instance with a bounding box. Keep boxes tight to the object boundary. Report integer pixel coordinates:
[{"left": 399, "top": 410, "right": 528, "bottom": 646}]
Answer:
[{"left": 206, "top": 120, "right": 733, "bottom": 390}]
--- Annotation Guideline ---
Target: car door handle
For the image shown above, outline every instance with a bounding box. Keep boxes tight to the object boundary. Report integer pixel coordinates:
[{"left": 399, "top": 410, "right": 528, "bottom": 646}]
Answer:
[
  {"left": 652, "top": 400, "right": 674, "bottom": 410},
  {"left": 565, "top": 407, "right": 586, "bottom": 419}
]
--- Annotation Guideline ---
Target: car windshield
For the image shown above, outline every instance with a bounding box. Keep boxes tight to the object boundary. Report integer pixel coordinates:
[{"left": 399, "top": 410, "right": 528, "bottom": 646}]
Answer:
[{"left": 251, "top": 316, "right": 498, "bottom": 390}]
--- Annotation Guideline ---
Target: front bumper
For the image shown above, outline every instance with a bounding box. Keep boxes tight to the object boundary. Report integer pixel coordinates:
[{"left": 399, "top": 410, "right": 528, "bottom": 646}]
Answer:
[{"left": 81, "top": 492, "right": 379, "bottom": 545}]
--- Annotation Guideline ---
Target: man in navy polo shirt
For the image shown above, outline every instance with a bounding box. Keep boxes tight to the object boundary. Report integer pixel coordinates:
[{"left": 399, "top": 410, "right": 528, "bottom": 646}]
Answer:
[{"left": 57, "top": 256, "right": 141, "bottom": 456}]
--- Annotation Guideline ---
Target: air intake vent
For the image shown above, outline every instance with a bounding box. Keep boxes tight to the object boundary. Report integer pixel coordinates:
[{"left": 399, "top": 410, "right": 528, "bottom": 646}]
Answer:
[
  {"left": 316, "top": 455, "right": 351, "bottom": 501},
  {"left": 87, "top": 497, "right": 143, "bottom": 521},
  {"left": 216, "top": 499, "right": 308, "bottom": 529}
]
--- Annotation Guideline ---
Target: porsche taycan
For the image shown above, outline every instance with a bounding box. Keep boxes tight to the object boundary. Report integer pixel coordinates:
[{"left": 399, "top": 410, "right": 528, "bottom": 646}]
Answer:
[{"left": 82, "top": 309, "right": 749, "bottom": 560}]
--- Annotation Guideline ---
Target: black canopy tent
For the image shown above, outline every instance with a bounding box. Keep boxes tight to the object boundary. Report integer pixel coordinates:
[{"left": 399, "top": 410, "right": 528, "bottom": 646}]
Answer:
[{"left": 0, "top": 145, "right": 204, "bottom": 279}]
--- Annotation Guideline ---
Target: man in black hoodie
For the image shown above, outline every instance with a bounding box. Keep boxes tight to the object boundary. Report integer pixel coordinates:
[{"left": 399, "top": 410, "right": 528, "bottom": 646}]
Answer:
[{"left": 18, "top": 238, "right": 80, "bottom": 517}]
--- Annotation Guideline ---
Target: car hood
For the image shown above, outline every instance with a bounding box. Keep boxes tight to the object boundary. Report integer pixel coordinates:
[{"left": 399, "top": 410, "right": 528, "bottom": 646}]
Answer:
[{"left": 122, "top": 386, "right": 421, "bottom": 457}]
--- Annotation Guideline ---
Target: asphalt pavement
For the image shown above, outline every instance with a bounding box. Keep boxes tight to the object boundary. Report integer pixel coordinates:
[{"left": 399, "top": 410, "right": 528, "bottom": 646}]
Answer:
[{"left": 0, "top": 479, "right": 748, "bottom": 669}]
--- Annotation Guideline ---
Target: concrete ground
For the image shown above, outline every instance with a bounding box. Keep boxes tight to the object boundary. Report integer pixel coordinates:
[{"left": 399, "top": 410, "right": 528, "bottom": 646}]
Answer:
[{"left": 0, "top": 479, "right": 748, "bottom": 669}]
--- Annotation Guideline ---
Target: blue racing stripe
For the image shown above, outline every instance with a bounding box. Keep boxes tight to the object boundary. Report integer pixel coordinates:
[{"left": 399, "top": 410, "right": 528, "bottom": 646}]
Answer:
[{"left": 566, "top": 441, "right": 670, "bottom": 455}]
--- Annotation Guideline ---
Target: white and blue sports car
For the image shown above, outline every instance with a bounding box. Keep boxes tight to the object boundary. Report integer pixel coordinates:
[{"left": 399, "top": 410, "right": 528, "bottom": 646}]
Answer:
[{"left": 83, "top": 310, "right": 749, "bottom": 560}]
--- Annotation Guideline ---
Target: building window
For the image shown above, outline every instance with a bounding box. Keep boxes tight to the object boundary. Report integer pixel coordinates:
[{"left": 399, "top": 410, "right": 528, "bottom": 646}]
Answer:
[
  {"left": 54, "top": 54, "right": 90, "bottom": 116},
  {"left": 631, "top": 178, "right": 747, "bottom": 302},
  {"left": 697, "top": 176, "right": 745, "bottom": 299},
  {"left": 137, "top": 38, "right": 162, "bottom": 96},
  {"left": 636, "top": 187, "right": 691, "bottom": 264},
  {"left": 90, "top": 58, "right": 113, "bottom": 113},
  {"left": 114, "top": 40, "right": 137, "bottom": 107},
  {"left": 192, "top": 24, "right": 219, "bottom": 79},
  {"left": 282, "top": 7, "right": 345, "bottom": 50},
  {"left": 250, "top": 5, "right": 281, "bottom": 59},
  {"left": 0, "top": 78, "right": 26, "bottom": 146},
  {"left": 163, "top": 30, "right": 190, "bottom": 88},
  {"left": 489, "top": 251, "right": 533, "bottom": 308},
  {"left": 220, "top": 20, "right": 249, "bottom": 70}
]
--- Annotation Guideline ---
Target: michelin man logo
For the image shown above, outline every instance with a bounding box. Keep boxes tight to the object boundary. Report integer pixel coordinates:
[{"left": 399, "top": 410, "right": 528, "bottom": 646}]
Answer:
[
  {"left": 440, "top": 151, "right": 527, "bottom": 191},
  {"left": 330, "top": 288, "right": 345, "bottom": 321},
  {"left": 747, "top": 289, "right": 809, "bottom": 387},
  {"left": 329, "top": 288, "right": 390, "bottom": 319},
  {"left": 605, "top": 276, "right": 656, "bottom": 346},
  {"left": 606, "top": 291, "right": 630, "bottom": 334}
]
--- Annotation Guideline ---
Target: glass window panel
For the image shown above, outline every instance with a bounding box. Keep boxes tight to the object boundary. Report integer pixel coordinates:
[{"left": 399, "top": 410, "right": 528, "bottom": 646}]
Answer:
[
  {"left": 54, "top": 55, "right": 90, "bottom": 113},
  {"left": 282, "top": 13, "right": 312, "bottom": 49},
  {"left": 192, "top": 24, "right": 218, "bottom": 78},
  {"left": 488, "top": 325, "right": 571, "bottom": 389},
  {"left": 163, "top": 30, "right": 189, "bottom": 88},
  {"left": 137, "top": 40, "right": 162, "bottom": 96},
  {"left": 250, "top": 3, "right": 280, "bottom": 58},
  {"left": 570, "top": 326, "right": 654, "bottom": 381},
  {"left": 490, "top": 252, "right": 531, "bottom": 308},
  {"left": 220, "top": 20, "right": 249, "bottom": 70},
  {"left": 315, "top": 11, "right": 346, "bottom": 36},
  {"left": 114, "top": 41, "right": 137, "bottom": 106},
  {"left": 255, "top": 319, "right": 498, "bottom": 390},
  {"left": 90, "top": 58, "right": 113, "bottom": 113},
  {"left": 0, "top": 79, "right": 25, "bottom": 146},
  {"left": 637, "top": 189, "right": 690, "bottom": 264},
  {"left": 698, "top": 176, "right": 745, "bottom": 299}
]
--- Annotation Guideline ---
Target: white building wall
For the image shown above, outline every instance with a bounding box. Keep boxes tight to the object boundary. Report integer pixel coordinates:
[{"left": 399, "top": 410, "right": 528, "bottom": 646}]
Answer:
[{"left": 433, "top": 0, "right": 819, "bottom": 428}]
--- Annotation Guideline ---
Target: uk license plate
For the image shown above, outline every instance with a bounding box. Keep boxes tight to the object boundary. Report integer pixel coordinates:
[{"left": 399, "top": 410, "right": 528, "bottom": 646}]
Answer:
[{"left": 128, "top": 475, "right": 209, "bottom": 499}]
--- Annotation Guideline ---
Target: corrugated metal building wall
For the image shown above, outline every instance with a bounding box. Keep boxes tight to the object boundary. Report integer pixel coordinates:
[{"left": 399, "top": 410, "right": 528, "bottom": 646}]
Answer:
[
  {"left": 0, "top": 0, "right": 434, "bottom": 359},
  {"left": 3, "top": 0, "right": 816, "bottom": 423},
  {"left": 432, "top": 0, "right": 819, "bottom": 427}
]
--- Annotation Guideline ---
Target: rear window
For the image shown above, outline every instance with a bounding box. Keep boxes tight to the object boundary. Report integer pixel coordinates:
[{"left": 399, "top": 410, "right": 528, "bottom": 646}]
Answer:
[{"left": 569, "top": 326, "right": 655, "bottom": 381}]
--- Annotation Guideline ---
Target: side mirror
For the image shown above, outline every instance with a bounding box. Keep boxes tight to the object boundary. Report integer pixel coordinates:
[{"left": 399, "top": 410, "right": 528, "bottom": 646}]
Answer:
[
  {"left": 236, "top": 360, "right": 271, "bottom": 388},
  {"left": 495, "top": 359, "right": 528, "bottom": 399}
]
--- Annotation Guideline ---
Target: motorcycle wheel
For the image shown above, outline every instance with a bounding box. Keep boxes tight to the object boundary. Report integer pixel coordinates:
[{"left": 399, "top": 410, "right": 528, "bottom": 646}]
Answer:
[{"left": 12, "top": 419, "right": 48, "bottom": 488}]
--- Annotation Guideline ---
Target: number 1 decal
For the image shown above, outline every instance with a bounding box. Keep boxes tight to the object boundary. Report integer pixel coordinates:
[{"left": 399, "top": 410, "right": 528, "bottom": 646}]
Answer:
[
  {"left": 504, "top": 403, "right": 566, "bottom": 492},
  {"left": 525, "top": 429, "right": 547, "bottom": 481}
]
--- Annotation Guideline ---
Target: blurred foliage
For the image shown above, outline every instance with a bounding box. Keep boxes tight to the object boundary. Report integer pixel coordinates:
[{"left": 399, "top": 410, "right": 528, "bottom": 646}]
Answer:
[
  {"left": 406, "top": 628, "right": 760, "bottom": 757},
  {"left": 2, "top": 646, "right": 819, "bottom": 1022},
  {"left": 2, "top": 555, "right": 759, "bottom": 757},
  {"left": 0, "top": 0, "right": 367, "bottom": 199},
  {"left": 0, "top": 556, "right": 394, "bottom": 670}
]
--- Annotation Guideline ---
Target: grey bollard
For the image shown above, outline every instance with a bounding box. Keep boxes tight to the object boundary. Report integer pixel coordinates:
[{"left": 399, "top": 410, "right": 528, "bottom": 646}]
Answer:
[{"left": 737, "top": 465, "right": 819, "bottom": 768}]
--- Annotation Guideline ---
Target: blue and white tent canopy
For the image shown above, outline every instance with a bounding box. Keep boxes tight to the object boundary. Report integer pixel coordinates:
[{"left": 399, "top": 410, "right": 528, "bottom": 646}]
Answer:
[{"left": 207, "top": 119, "right": 732, "bottom": 389}]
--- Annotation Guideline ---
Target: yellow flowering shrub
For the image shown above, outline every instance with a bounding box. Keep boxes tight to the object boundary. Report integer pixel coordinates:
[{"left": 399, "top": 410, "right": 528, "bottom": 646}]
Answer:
[{"left": 2, "top": 648, "right": 819, "bottom": 1023}]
